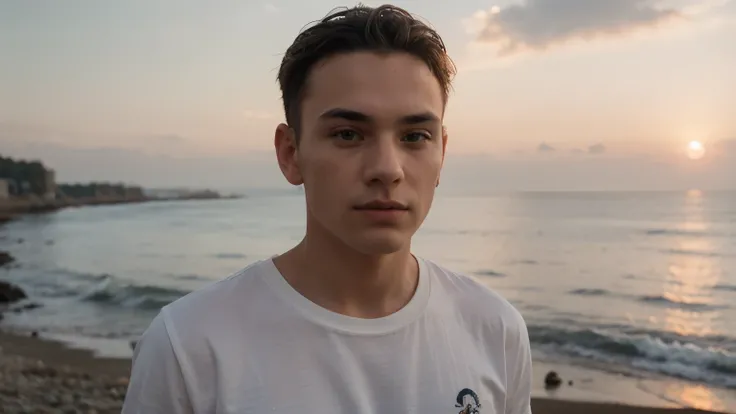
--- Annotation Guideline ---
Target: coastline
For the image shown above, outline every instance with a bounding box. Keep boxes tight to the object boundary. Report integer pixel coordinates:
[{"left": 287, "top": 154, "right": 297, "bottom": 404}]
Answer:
[
  {"left": 0, "top": 191, "right": 240, "bottom": 217},
  {"left": 0, "top": 330, "right": 728, "bottom": 413}
]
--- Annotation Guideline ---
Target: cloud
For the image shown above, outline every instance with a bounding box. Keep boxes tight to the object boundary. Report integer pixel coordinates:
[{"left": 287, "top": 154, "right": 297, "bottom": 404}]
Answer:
[
  {"left": 538, "top": 142, "right": 556, "bottom": 152},
  {"left": 588, "top": 143, "right": 607, "bottom": 154},
  {"left": 682, "top": 0, "right": 736, "bottom": 15},
  {"left": 466, "top": 0, "right": 684, "bottom": 56}
]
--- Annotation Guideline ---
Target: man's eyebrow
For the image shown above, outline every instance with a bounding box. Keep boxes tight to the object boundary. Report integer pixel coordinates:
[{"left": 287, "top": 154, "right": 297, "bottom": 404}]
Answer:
[
  {"left": 319, "top": 108, "right": 371, "bottom": 122},
  {"left": 400, "top": 112, "right": 440, "bottom": 124},
  {"left": 318, "top": 108, "right": 440, "bottom": 125}
]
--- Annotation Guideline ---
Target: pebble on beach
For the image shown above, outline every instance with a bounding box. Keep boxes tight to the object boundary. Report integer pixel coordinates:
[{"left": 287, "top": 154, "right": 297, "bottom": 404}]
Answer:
[{"left": 0, "top": 354, "right": 128, "bottom": 414}]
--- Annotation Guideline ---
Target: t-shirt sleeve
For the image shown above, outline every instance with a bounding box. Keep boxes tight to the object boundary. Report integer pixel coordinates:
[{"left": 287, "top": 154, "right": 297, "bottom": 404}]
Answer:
[
  {"left": 505, "top": 309, "right": 533, "bottom": 414},
  {"left": 121, "top": 310, "right": 195, "bottom": 414}
]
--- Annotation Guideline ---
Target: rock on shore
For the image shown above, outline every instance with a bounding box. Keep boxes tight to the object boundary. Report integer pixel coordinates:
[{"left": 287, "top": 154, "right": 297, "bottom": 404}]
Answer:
[
  {"left": 0, "top": 251, "right": 14, "bottom": 267},
  {"left": 0, "top": 352, "right": 128, "bottom": 414},
  {"left": 0, "top": 279, "right": 27, "bottom": 304}
]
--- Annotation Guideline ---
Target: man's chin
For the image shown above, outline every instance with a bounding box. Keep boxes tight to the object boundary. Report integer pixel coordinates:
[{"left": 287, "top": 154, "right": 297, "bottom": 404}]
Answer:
[{"left": 346, "top": 230, "right": 412, "bottom": 256}]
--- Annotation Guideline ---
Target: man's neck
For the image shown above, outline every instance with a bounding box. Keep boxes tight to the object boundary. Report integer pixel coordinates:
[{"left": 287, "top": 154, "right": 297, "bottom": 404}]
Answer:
[{"left": 272, "top": 228, "right": 419, "bottom": 320}]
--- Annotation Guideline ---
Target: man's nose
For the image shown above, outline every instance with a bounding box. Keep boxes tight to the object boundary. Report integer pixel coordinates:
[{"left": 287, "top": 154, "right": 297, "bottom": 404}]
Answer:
[{"left": 362, "top": 137, "right": 405, "bottom": 186}]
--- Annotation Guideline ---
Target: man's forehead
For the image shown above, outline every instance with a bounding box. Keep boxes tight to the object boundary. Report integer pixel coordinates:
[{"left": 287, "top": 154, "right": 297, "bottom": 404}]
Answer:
[{"left": 300, "top": 52, "right": 444, "bottom": 122}]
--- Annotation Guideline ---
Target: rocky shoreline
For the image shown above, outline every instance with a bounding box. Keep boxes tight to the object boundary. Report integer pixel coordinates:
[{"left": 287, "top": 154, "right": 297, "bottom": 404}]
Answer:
[
  {"left": 1, "top": 244, "right": 30, "bottom": 324},
  {"left": 0, "top": 351, "right": 129, "bottom": 414},
  {"left": 0, "top": 189, "right": 242, "bottom": 324},
  {"left": 1, "top": 211, "right": 131, "bottom": 413},
  {"left": 1, "top": 216, "right": 30, "bottom": 321}
]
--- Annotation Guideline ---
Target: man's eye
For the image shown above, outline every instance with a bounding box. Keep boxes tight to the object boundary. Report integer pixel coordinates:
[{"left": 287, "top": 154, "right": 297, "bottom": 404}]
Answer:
[
  {"left": 332, "top": 130, "right": 361, "bottom": 141},
  {"left": 402, "top": 132, "right": 430, "bottom": 143}
]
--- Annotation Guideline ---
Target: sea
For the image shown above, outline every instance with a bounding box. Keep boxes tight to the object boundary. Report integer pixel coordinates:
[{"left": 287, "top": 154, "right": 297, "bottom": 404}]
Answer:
[{"left": 1, "top": 189, "right": 735, "bottom": 409}]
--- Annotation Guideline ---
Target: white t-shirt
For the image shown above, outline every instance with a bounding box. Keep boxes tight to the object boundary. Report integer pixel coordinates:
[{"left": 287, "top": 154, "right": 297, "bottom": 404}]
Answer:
[{"left": 122, "top": 257, "right": 533, "bottom": 414}]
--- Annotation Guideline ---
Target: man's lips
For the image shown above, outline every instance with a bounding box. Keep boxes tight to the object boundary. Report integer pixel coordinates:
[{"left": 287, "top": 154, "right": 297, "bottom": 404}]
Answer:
[{"left": 353, "top": 200, "right": 409, "bottom": 210}]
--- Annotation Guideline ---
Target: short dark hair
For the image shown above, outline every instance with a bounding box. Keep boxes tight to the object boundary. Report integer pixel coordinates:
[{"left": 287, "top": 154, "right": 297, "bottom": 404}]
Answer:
[{"left": 277, "top": 4, "right": 456, "bottom": 138}]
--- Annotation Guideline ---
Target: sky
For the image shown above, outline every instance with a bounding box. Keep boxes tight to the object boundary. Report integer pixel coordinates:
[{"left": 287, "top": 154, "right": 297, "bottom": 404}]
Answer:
[{"left": 1, "top": 0, "right": 735, "bottom": 193}]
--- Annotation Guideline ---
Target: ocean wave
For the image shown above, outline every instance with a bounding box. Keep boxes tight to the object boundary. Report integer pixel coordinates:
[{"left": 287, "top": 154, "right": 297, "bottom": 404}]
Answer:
[
  {"left": 80, "top": 277, "right": 189, "bottom": 310},
  {"left": 170, "top": 273, "right": 209, "bottom": 281},
  {"left": 11, "top": 268, "right": 113, "bottom": 298},
  {"left": 529, "top": 325, "right": 736, "bottom": 388},
  {"left": 474, "top": 270, "right": 506, "bottom": 278},
  {"left": 638, "top": 293, "right": 724, "bottom": 311},
  {"left": 509, "top": 259, "right": 539, "bottom": 265},
  {"left": 568, "top": 288, "right": 610, "bottom": 296},
  {"left": 54, "top": 268, "right": 111, "bottom": 283},
  {"left": 424, "top": 228, "right": 510, "bottom": 237},
  {"left": 644, "top": 228, "right": 715, "bottom": 237},
  {"left": 213, "top": 253, "right": 247, "bottom": 260},
  {"left": 664, "top": 248, "right": 725, "bottom": 258}
]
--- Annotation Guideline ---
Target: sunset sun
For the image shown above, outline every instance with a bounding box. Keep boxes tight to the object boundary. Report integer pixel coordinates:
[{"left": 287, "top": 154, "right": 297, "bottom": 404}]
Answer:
[{"left": 686, "top": 140, "right": 705, "bottom": 160}]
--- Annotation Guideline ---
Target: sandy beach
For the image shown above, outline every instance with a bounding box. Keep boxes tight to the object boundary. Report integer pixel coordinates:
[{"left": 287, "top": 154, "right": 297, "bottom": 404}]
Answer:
[{"left": 0, "top": 329, "right": 730, "bottom": 414}]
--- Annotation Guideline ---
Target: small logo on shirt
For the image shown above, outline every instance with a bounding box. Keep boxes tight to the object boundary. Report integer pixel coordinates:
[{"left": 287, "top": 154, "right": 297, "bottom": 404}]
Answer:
[{"left": 455, "top": 388, "right": 481, "bottom": 414}]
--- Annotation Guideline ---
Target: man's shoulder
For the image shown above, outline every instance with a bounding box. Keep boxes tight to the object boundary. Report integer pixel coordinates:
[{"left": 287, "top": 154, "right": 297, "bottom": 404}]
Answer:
[
  {"left": 160, "top": 258, "right": 274, "bottom": 327},
  {"left": 422, "top": 258, "right": 527, "bottom": 329},
  {"left": 134, "top": 258, "right": 277, "bottom": 364},
  {"left": 125, "top": 261, "right": 277, "bottom": 413}
]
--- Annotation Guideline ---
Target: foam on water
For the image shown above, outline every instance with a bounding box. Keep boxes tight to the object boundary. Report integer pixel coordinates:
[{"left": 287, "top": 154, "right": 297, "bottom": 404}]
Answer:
[
  {"left": 79, "top": 276, "right": 189, "bottom": 309},
  {"left": 568, "top": 288, "right": 611, "bottom": 296},
  {"left": 530, "top": 324, "right": 736, "bottom": 389},
  {"left": 638, "top": 293, "right": 727, "bottom": 311}
]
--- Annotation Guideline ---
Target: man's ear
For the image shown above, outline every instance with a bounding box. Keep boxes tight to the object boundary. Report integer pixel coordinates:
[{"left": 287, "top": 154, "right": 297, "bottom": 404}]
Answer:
[
  {"left": 274, "top": 123, "right": 303, "bottom": 186},
  {"left": 437, "top": 125, "right": 448, "bottom": 187},
  {"left": 441, "top": 125, "right": 448, "bottom": 159}
]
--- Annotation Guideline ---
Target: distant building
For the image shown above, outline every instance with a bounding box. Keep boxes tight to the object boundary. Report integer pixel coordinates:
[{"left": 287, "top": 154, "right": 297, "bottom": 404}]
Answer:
[
  {"left": 125, "top": 186, "right": 144, "bottom": 200},
  {"left": 0, "top": 179, "right": 9, "bottom": 200},
  {"left": 42, "top": 169, "right": 56, "bottom": 200},
  {"left": 20, "top": 181, "right": 31, "bottom": 195}
]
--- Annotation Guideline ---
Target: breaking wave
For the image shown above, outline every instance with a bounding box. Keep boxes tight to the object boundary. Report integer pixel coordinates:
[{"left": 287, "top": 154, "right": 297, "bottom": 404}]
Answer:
[
  {"left": 475, "top": 269, "right": 506, "bottom": 278},
  {"left": 529, "top": 324, "right": 736, "bottom": 389},
  {"left": 638, "top": 293, "right": 725, "bottom": 311},
  {"left": 79, "top": 276, "right": 189, "bottom": 310},
  {"left": 644, "top": 228, "right": 718, "bottom": 237},
  {"left": 568, "top": 288, "right": 610, "bottom": 296}
]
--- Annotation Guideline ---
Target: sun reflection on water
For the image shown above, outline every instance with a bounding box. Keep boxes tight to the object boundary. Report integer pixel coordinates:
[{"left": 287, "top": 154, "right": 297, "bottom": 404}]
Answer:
[
  {"left": 639, "top": 191, "right": 736, "bottom": 414},
  {"left": 664, "top": 383, "right": 727, "bottom": 412},
  {"left": 661, "top": 190, "right": 723, "bottom": 339}
]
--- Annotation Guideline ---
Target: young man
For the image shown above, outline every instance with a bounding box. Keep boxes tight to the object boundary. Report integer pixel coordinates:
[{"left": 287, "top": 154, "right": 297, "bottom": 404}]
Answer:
[{"left": 122, "top": 4, "right": 532, "bottom": 414}]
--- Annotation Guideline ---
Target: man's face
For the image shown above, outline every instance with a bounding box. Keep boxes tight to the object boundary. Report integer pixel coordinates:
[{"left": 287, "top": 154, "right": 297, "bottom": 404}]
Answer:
[{"left": 276, "top": 51, "right": 447, "bottom": 255}]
